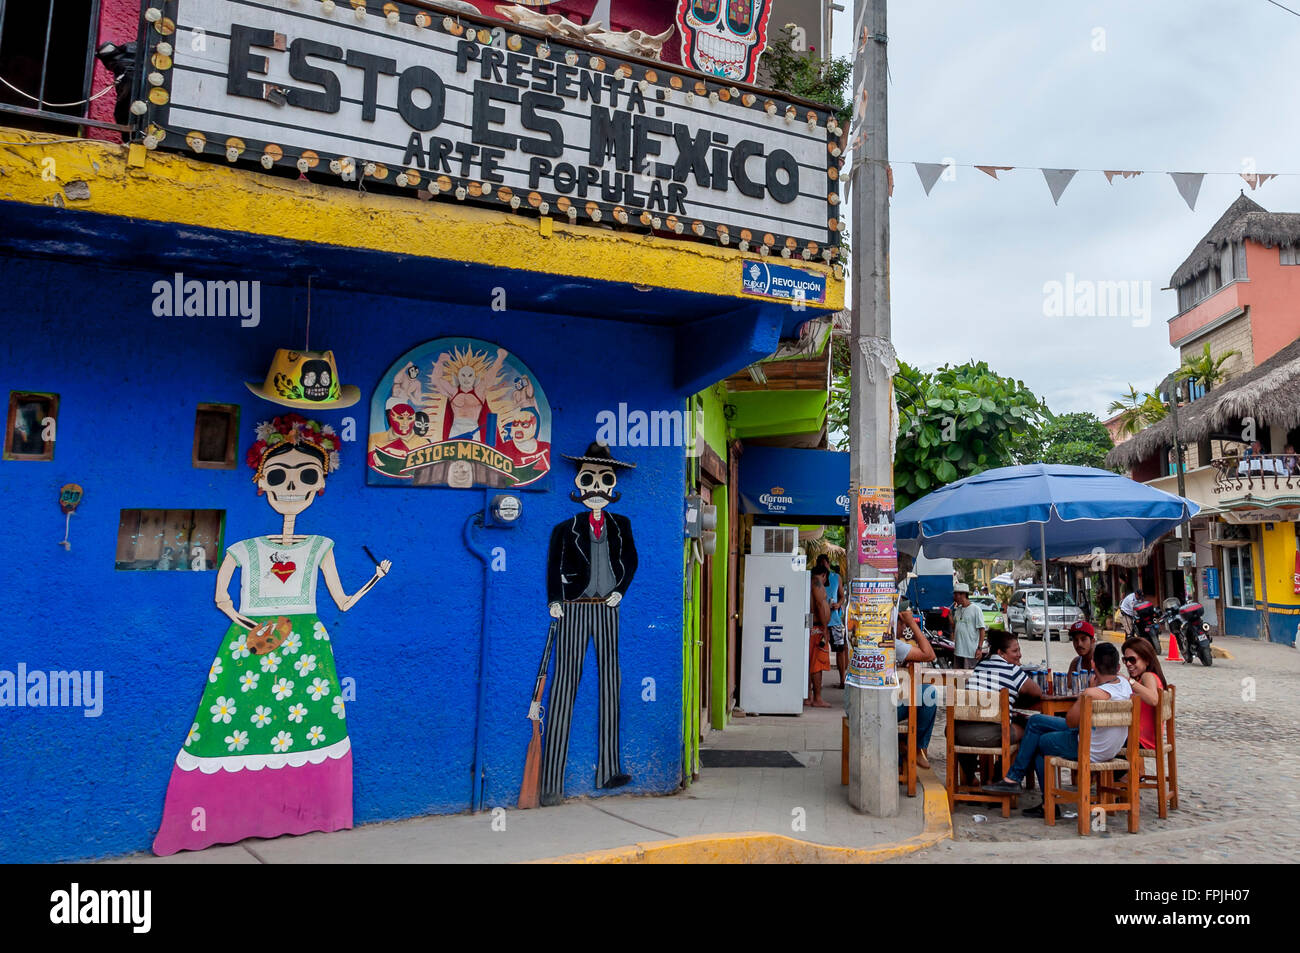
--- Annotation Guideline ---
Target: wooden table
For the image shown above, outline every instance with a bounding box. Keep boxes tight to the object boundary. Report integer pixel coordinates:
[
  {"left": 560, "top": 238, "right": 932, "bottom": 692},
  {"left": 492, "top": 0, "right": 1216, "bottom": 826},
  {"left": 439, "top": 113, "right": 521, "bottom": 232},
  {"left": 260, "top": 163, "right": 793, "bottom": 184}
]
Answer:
[{"left": 1032, "top": 693, "right": 1079, "bottom": 717}]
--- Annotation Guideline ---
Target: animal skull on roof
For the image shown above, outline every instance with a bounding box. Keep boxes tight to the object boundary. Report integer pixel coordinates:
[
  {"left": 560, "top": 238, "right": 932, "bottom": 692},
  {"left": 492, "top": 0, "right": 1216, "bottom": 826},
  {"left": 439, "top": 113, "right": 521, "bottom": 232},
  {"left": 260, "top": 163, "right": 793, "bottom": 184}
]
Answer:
[
  {"left": 588, "top": 25, "right": 675, "bottom": 59},
  {"left": 495, "top": 4, "right": 604, "bottom": 41}
]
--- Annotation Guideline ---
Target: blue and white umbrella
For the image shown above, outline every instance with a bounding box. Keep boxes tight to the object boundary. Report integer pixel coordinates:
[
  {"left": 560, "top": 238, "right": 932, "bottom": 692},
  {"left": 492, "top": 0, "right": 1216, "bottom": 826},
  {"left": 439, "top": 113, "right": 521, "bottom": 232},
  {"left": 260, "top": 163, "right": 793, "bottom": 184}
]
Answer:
[{"left": 895, "top": 464, "right": 1198, "bottom": 666}]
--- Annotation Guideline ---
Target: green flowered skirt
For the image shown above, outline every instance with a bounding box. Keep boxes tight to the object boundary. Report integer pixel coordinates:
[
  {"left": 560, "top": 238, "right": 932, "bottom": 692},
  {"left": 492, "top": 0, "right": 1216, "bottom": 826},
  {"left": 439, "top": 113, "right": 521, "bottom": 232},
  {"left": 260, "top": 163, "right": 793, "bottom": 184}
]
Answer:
[{"left": 181, "top": 614, "right": 348, "bottom": 760}]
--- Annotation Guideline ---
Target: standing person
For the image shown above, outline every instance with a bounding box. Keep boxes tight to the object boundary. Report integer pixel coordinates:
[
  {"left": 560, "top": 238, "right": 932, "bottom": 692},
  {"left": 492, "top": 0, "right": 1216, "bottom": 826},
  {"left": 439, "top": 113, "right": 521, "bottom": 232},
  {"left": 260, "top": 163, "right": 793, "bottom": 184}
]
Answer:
[
  {"left": 153, "top": 415, "right": 391, "bottom": 855},
  {"left": 542, "top": 443, "right": 638, "bottom": 806},
  {"left": 807, "top": 566, "right": 833, "bottom": 708},
  {"left": 1119, "top": 587, "right": 1144, "bottom": 638},
  {"left": 982, "top": 643, "right": 1133, "bottom": 817},
  {"left": 1121, "top": 638, "right": 1167, "bottom": 750},
  {"left": 817, "top": 555, "right": 848, "bottom": 687},
  {"left": 951, "top": 583, "right": 986, "bottom": 669}
]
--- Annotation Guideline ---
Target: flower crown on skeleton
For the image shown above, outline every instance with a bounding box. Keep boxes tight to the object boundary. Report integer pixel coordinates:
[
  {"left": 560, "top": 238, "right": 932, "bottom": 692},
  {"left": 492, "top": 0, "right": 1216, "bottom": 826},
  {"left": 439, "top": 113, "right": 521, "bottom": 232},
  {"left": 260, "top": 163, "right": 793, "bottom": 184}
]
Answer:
[{"left": 246, "top": 413, "right": 342, "bottom": 486}]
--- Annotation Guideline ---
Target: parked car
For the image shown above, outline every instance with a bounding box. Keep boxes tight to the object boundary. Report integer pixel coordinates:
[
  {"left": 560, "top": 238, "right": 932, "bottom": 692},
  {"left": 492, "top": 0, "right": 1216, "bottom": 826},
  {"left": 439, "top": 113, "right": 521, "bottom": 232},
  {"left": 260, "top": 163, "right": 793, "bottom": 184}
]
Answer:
[
  {"left": 1006, "top": 587, "right": 1084, "bottom": 641},
  {"left": 969, "top": 595, "right": 1003, "bottom": 630}
]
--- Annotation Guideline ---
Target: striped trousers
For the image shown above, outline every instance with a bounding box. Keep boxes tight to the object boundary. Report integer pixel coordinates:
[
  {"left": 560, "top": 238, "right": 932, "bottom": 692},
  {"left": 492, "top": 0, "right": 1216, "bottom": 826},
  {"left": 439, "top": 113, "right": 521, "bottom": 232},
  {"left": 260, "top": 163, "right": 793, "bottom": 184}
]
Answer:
[{"left": 541, "top": 601, "right": 622, "bottom": 803}]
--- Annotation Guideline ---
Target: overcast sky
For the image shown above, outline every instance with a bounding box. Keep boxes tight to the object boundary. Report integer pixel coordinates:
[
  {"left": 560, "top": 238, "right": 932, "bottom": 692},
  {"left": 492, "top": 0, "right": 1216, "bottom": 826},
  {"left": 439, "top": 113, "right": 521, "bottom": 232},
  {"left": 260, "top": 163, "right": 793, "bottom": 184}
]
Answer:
[{"left": 828, "top": 0, "right": 1300, "bottom": 418}]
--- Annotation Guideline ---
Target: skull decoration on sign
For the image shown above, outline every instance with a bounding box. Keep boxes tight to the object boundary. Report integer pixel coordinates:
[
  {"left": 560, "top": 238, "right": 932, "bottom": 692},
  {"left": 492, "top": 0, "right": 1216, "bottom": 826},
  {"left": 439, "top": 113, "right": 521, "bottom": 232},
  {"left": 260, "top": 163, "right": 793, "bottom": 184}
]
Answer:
[
  {"left": 676, "top": 0, "right": 773, "bottom": 83},
  {"left": 299, "top": 359, "right": 333, "bottom": 402}
]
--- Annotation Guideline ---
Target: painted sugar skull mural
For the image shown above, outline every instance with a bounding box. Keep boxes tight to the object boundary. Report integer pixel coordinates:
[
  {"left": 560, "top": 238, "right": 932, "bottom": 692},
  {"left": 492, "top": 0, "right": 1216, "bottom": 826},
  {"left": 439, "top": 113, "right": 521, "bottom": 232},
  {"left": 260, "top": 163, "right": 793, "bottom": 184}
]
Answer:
[
  {"left": 153, "top": 414, "right": 391, "bottom": 855},
  {"left": 677, "top": 0, "right": 773, "bottom": 82},
  {"left": 367, "top": 337, "right": 552, "bottom": 489}
]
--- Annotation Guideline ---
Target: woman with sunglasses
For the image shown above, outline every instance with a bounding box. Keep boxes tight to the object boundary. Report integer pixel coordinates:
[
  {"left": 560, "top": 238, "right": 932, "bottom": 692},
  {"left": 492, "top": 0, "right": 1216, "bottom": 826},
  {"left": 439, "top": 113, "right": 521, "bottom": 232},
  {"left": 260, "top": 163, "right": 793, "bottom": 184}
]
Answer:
[
  {"left": 153, "top": 414, "right": 391, "bottom": 854},
  {"left": 1121, "top": 637, "right": 1167, "bottom": 750}
]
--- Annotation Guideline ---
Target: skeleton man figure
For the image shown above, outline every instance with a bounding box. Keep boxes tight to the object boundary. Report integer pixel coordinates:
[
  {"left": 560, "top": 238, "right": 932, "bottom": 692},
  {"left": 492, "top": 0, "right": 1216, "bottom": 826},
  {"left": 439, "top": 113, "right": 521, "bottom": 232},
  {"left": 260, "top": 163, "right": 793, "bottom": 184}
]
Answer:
[{"left": 541, "top": 442, "right": 638, "bottom": 806}]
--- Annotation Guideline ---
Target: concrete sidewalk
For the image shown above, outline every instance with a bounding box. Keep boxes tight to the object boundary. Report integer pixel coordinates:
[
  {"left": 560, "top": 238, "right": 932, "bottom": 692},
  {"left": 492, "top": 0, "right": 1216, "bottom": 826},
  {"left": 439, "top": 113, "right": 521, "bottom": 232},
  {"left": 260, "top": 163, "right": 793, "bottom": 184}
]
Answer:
[{"left": 109, "top": 683, "right": 946, "bottom": 864}]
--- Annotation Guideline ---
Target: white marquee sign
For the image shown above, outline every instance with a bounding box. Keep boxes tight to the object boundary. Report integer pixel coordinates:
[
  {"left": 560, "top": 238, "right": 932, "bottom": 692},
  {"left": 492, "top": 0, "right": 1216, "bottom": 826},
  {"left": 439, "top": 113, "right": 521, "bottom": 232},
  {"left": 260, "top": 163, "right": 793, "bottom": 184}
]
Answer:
[{"left": 136, "top": 0, "right": 842, "bottom": 256}]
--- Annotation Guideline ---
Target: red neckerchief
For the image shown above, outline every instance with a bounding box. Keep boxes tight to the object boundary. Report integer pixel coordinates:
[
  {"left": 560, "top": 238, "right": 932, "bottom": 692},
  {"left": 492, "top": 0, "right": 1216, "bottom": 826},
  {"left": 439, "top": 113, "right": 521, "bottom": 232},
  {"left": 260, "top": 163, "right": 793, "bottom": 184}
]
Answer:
[{"left": 589, "top": 511, "right": 605, "bottom": 540}]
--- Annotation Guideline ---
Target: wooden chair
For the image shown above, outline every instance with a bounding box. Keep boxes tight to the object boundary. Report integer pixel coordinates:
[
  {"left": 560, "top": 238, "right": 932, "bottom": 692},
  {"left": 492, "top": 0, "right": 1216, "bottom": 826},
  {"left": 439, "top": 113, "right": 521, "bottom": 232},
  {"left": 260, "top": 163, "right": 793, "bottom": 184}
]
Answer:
[
  {"left": 839, "top": 662, "right": 922, "bottom": 796},
  {"left": 1138, "top": 685, "right": 1178, "bottom": 817},
  {"left": 1044, "top": 695, "right": 1141, "bottom": 835},
  {"left": 897, "top": 663, "right": 917, "bottom": 797},
  {"left": 945, "top": 686, "right": 1019, "bottom": 817}
]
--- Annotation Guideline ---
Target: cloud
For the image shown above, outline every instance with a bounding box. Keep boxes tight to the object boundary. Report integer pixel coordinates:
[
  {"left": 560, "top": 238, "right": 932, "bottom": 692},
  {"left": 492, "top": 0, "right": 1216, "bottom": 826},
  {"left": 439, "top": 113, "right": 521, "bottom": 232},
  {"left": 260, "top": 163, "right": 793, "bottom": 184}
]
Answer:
[{"left": 832, "top": 0, "right": 1300, "bottom": 417}]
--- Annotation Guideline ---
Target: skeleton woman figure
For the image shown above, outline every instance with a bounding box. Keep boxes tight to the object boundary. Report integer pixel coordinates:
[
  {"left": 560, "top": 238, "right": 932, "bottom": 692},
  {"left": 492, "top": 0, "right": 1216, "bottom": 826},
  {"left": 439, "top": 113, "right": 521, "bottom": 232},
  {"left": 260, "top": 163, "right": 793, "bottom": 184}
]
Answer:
[{"left": 153, "top": 414, "right": 390, "bottom": 855}]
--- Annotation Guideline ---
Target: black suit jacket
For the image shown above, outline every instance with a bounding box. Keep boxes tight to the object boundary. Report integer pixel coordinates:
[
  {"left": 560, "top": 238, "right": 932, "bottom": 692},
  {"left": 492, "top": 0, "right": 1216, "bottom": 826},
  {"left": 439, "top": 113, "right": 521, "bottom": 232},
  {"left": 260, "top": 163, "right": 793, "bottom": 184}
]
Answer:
[{"left": 547, "top": 512, "right": 637, "bottom": 604}]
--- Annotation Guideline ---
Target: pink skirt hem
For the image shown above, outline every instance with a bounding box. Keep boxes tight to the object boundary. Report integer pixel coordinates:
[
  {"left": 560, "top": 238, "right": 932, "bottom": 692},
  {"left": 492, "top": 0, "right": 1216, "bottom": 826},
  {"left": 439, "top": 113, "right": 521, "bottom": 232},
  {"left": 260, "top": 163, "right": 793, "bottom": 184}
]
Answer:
[{"left": 152, "top": 750, "right": 353, "bottom": 856}]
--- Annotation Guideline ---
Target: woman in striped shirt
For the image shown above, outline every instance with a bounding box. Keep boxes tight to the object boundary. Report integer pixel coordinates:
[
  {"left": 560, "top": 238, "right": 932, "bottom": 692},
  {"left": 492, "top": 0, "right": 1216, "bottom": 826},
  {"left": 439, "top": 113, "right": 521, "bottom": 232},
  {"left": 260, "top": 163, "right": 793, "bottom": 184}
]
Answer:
[{"left": 955, "top": 630, "right": 1043, "bottom": 783}]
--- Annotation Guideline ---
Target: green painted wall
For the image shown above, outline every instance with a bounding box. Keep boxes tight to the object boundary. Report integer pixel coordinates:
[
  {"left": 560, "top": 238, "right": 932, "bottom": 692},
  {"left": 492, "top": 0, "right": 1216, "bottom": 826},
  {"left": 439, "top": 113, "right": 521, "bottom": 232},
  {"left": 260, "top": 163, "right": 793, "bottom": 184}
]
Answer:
[
  {"left": 728, "top": 389, "right": 828, "bottom": 439},
  {"left": 710, "top": 484, "right": 730, "bottom": 729}
]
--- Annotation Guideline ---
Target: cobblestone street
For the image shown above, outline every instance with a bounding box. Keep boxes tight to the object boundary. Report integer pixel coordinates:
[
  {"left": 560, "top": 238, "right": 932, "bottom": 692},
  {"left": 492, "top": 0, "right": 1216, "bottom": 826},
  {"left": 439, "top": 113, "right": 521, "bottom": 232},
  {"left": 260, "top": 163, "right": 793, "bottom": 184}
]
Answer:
[{"left": 891, "top": 636, "right": 1300, "bottom": 863}]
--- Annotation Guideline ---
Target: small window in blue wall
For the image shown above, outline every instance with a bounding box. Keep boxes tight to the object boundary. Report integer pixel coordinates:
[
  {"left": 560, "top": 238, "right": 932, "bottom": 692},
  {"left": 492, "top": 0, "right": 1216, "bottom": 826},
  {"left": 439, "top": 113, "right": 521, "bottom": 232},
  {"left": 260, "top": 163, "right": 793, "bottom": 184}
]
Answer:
[
  {"left": 115, "top": 509, "right": 225, "bottom": 571},
  {"left": 5, "top": 391, "right": 58, "bottom": 461},
  {"left": 193, "top": 404, "right": 240, "bottom": 469}
]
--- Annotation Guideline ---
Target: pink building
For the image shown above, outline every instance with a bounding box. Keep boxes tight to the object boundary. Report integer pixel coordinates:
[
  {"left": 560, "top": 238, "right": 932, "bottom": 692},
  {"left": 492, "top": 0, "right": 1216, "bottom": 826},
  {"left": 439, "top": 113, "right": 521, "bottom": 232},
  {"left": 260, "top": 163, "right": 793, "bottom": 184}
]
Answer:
[{"left": 1107, "top": 194, "right": 1300, "bottom": 645}]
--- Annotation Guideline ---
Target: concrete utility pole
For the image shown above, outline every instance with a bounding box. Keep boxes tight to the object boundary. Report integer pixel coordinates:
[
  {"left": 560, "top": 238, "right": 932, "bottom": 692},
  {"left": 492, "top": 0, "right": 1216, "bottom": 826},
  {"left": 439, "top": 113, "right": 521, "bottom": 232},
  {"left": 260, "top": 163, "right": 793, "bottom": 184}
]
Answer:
[
  {"left": 847, "top": 0, "right": 898, "bottom": 817},
  {"left": 1164, "top": 373, "right": 1196, "bottom": 602}
]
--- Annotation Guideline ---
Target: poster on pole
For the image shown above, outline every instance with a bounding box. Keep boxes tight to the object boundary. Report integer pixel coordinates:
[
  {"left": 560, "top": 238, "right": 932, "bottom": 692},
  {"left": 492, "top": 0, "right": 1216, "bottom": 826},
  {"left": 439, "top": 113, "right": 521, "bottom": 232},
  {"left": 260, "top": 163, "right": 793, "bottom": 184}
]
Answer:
[
  {"left": 857, "top": 486, "right": 897, "bottom": 571},
  {"left": 845, "top": 578, "right": 897, "bottom": 689}
]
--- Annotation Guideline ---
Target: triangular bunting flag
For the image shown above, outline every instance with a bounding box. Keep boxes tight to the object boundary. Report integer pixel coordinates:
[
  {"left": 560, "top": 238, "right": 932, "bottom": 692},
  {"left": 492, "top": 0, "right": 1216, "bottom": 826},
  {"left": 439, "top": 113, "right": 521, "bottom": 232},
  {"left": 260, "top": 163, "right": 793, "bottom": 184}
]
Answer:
[
  {"left": 975, "top": 166, "right": 1013, "bottom": 179},
  {"left": 914, "top": 162, "right": 946, "bottom": 196},
  {"left": 1241, "top": 173, "right": 1277, "bottom": 191},
  {"left": 1042, "top": 168, "right": 1077, "bottom": 205},
  {"left": 1103, "top": 170, "right": 1141, "bottom": 183},
  {"left": 1169, "top": 172, "right": 1205, "bottom": 211}
]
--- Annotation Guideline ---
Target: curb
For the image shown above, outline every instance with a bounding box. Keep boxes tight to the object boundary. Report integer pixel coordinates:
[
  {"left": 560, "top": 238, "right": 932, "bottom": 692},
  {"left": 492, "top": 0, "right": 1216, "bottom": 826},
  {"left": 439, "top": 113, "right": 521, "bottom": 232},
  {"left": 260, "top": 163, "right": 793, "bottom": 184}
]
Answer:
[
  {"left": 1101, "top": 629, "right": 1233, "bottom": 660},
  {"left": 536, "top": 767, "right": 953, "bottom": 864}
]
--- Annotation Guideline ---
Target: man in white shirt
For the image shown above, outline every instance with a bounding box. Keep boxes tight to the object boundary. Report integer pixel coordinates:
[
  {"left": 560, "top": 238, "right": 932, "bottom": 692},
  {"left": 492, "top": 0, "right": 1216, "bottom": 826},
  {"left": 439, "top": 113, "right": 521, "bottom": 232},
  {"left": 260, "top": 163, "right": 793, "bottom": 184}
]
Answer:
[
  {"left": 981, "top": 643, "right": 1133, "bottom": 819},
  {"left": 1118, "top": 588, "right": 1143, "bottom": 637},
  {"left": 951, "top": 583, "right": 986, "bottom": 669}
]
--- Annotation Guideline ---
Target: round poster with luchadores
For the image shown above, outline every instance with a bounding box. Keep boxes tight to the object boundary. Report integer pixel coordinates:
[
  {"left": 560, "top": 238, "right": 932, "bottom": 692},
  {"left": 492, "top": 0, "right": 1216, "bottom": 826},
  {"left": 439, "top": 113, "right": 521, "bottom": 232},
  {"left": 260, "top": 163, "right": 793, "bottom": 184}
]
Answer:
[{"left": 366, "top": 338, "right": 552, "bottom": 489}]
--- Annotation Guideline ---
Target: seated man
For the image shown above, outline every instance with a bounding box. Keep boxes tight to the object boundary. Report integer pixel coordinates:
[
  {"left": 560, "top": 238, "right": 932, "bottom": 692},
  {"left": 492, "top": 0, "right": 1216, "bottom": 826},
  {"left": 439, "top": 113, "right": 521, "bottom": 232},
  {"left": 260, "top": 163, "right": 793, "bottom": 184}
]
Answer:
[
  {"left": 955, "top": 628, "right": 1042, "bottom": 782},
  {"left": 981, "top": 642, "right": 1133, "bottom": 819},
  {"left": 894, "top": 599, "right": 938, "bottom": 770},
  {"left": 1066, "top": 620, "right": 1095, "bottom": 675}
]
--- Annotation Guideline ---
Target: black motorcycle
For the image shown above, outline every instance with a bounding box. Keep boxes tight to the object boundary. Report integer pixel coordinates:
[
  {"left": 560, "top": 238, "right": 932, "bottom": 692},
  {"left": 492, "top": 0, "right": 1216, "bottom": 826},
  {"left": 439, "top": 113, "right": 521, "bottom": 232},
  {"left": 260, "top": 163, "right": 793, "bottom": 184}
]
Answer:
[
  {"left": 1133, "top": 600, "right": 1162, "bottom": 655},
  {"left": 1162, "top": 597, "right": 1214, "bottom": 667},
  {"left": 919, "top": 606, "right": 956, "bottom": 669}
]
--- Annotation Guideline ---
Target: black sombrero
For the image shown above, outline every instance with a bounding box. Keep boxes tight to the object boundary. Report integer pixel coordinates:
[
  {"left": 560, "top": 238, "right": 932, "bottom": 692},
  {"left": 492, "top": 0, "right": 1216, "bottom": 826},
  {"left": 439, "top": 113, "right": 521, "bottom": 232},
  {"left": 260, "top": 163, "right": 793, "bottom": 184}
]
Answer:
[{"left": 562, "top": 441, "right": 637, "bottom": 469}]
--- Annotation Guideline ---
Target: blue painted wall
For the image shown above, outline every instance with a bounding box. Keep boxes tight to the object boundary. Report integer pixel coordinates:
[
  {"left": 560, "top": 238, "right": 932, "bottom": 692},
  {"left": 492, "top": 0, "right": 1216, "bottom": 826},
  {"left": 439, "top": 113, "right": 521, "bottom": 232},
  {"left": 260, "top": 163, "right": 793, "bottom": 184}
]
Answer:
[
  {"left": 0, "top": 252, "right": 687, "bottom": 862},
  {"left": 1222, "top": 605, "right": 1300, "bottom": 645}
]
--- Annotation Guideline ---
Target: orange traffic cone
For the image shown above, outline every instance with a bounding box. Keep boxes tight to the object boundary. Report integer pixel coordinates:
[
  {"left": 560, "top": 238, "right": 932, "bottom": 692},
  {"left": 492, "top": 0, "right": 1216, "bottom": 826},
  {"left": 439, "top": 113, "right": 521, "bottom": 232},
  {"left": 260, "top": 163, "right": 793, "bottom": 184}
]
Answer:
[{"left": 1166, "top": 628, "right": 1181, "bottom": 662}]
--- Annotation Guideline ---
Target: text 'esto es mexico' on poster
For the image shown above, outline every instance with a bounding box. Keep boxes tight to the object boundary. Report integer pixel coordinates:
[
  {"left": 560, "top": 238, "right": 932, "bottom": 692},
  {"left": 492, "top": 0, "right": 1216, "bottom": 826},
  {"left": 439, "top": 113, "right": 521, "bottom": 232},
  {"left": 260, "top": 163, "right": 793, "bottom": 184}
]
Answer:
[
  {"left": 846, "top": 578, "right": 897, "bottom": 690},
  {"left": 367, "top": 337, "right": 552, "bottom": 489}
]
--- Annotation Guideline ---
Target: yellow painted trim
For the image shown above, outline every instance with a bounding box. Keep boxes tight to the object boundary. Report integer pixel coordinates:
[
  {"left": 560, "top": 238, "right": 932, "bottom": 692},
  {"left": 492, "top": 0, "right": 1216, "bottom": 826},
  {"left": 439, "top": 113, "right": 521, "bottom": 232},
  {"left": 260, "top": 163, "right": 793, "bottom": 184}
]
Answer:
[
  {"left": 0, "top": 130, "right": 844, "bottom": 309},
  {"left": 534, "top": 766, "right": 952, "bottom": 864}
]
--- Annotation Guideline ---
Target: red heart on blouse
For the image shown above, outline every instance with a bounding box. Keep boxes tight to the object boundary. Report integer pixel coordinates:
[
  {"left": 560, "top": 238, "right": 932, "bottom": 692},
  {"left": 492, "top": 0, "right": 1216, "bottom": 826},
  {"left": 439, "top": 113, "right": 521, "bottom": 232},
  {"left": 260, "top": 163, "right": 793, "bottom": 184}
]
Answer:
[{"left": 271, "top": 560, "right": 296, "bottom": 583}]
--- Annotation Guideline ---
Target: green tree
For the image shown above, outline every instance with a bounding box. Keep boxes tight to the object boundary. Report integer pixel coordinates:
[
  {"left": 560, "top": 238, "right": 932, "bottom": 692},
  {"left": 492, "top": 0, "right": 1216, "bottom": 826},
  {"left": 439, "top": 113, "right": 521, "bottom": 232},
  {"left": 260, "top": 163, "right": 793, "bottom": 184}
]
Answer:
[
  {"left": 892, "top": 360, "right": 1050, "bottom": 508},
  {"left": 1106, "top": 384, "right": 1168, "bottom": 438},
  {"left": 1013, "top": 411, "right": 1115, "bottom": 469},
  {"left": 953, "top": 558, "right": 979, "bottom": 587},
  {"left": 1174, "top": 342, "right": 1241, "bottom": 394},
  {"left": 761, "top": 24, "right": 853, "bottom": 125}
]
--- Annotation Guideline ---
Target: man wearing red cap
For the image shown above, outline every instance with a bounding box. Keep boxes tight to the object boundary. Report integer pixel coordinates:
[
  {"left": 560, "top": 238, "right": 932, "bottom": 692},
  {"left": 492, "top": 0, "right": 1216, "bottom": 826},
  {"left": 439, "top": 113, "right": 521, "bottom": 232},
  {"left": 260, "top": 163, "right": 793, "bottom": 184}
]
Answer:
[{"left": 1066, "top": 620, "right": 1096, "bottom": 675}]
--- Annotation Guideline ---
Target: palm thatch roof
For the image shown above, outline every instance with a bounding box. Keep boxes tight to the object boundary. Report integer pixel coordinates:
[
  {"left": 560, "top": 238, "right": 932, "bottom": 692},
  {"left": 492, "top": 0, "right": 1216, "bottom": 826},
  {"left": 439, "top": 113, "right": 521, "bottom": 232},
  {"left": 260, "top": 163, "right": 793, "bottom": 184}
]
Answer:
[
  {"left": 1106, "top": 336, "right": 1300, "bottom": 468},
  {"left": 801, "top": 533, "right": 847, "bottom": 571},
  {"left": 1170, "top": 195, "right": 1300, "bottom": 287},
  {"left": 1055, "top": 542, "right": 1157, "bottom": 569}
]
